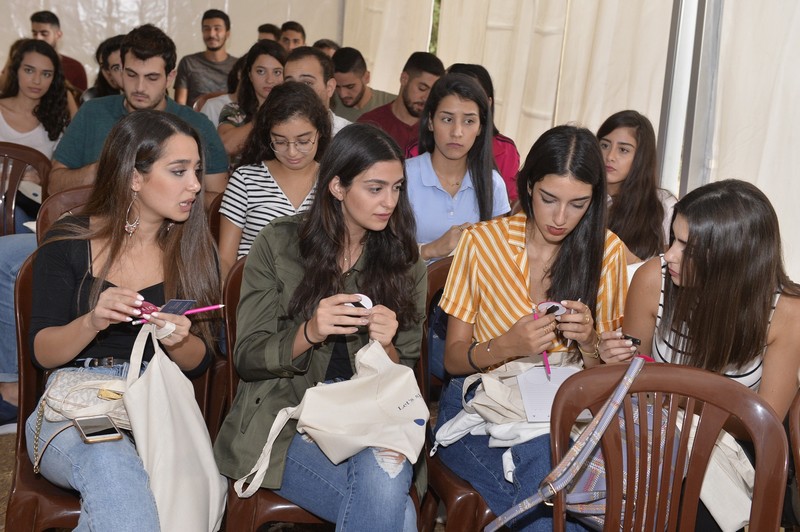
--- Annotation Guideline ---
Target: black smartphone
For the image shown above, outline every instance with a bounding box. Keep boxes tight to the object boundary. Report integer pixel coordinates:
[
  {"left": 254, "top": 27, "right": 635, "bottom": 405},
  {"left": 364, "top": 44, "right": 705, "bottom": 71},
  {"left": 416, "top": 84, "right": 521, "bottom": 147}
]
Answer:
[
  {"left": 623, "top": 334, "right": 642, "bottom": 346},
  {"left": 159, "top": 299, "right": 196, "bottom": 315},
  {"left": 73, "top": 415, "right": 123, "bottom": 443}
]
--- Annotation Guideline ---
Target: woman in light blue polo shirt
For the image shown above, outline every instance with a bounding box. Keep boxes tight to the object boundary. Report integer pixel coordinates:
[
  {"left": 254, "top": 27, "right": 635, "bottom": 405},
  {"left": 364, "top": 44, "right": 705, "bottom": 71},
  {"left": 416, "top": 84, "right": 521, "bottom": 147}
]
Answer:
[{"left": 405, "top": 73, "right": 509, "bottom": 262}]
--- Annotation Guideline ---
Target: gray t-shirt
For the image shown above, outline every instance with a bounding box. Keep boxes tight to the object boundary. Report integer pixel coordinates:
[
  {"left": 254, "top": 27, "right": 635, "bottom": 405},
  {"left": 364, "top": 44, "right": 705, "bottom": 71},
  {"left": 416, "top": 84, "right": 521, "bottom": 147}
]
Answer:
[
  {"left": 175, "top": 52, "right": 238, "bottom": 107},
  {"left": 333, "top": 88, "right": 396, "bottom": 122}
]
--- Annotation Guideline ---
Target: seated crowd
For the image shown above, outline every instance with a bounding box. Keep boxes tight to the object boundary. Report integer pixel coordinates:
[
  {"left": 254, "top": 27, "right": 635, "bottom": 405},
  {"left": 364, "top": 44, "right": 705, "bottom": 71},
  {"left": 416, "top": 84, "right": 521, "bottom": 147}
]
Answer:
[{"left": 0, "top": 7, "right": 797, "bottom": 532}]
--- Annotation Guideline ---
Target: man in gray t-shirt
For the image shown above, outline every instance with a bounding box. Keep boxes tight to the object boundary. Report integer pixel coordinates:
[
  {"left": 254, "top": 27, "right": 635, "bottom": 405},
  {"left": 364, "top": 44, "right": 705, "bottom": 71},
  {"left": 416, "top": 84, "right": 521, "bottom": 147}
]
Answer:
[{"left": 175, "top": 8, "right": 238, "bottom": 107}]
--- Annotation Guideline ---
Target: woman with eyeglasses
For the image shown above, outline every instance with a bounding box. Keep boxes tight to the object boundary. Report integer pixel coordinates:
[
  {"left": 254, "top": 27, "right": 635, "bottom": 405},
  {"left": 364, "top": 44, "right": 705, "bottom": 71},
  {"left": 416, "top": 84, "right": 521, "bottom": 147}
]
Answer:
[{"left": 218, "top": 81, "right": 331, "bottom": 278}]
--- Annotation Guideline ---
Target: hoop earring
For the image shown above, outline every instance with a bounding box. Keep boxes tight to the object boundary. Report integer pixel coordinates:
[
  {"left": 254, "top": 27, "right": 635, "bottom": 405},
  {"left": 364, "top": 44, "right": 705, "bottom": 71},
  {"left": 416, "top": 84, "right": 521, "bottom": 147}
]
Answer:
[{"left": 124, "top": 192, "right": 140, "bottom": 237}]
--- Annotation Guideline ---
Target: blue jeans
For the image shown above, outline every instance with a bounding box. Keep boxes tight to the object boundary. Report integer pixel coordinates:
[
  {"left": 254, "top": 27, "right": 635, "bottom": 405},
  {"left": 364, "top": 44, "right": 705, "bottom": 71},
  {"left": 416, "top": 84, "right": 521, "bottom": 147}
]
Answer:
[
  {"left": 274, "top": 432, "right": 416, "bottom": 531},
  {"left": 25, "top": 364, "right": 160, "bottom": 532},
  {"left": 435, "top": 377, "right": 588, "bottom": 531},
  {"left": 0, "top": 233, "right": 37, "bottom": 383}
]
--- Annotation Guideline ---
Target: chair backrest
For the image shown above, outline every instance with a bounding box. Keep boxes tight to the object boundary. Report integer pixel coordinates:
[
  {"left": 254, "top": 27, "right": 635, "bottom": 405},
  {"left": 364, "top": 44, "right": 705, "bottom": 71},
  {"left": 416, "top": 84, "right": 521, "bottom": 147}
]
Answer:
[
  {"left": 789, "top": 390, "right": 800, "bottom": 521},
  {"left": 35, "top": 186, "right": 93, "bottom": 244},
  {"left": 550, "top": 363, "right": 788, "bottom": 531},
  {"left": 420, "top": 256, "right": 453, "bottom": 401},
  {"left": 223, "top": 256, "right": 246, "bottom": 403},
  {"left": 206, "top": 191, "right": 224, "bottom": 243},
  {"left": 0, "top": 142, "right": 52, "bottom": 235}
]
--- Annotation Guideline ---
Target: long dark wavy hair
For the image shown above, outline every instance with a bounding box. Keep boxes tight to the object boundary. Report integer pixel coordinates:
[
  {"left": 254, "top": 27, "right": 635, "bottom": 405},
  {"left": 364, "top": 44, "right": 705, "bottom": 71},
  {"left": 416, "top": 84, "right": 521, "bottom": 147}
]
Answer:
[
  {"left": 417, "top": 73, "right": 495, "bottom": 221},
  {"left": 288, "top": 123, "right": 421, "bottom": 328},
  {"left": 518, "top": 125, "right": 607, "bottom": 361},
  {"left": 597, "top": 110, "right": 664, "bottom": 259},
  {"left": 239, "top": 81, "right": 331, "bottom": 166},
  {"left": 43, "top": 111, "right": 221, "bottom": 349},
  {"left": 236, "top": 40, "right": 287, "bottom": 125},
  {"left": 660, "top": 179, "right": 800, "bottom": 372},
  {"left": 1, "top": 39, "right": 69, "bottom": 141}
]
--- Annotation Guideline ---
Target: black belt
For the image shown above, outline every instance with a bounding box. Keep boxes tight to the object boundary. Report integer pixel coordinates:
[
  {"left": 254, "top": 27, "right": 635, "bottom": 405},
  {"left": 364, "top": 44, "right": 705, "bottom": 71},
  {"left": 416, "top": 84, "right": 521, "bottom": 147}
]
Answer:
[{"left": 72, "top": 357, "right": 129, "bottom": 368}]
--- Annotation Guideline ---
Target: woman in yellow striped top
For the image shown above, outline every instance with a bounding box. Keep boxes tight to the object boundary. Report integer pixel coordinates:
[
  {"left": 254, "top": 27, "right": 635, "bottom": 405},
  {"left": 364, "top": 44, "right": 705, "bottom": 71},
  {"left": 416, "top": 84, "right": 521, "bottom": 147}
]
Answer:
[{"left": 434, "top": 125, "right": 627, "bottom": 530}]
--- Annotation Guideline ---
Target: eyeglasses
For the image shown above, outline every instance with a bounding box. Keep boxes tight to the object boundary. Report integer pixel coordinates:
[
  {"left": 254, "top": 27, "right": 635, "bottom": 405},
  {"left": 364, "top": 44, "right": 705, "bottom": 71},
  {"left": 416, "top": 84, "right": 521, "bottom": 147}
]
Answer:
[{"left": 270, "top": 132, "right": 318, "bottom": 154}]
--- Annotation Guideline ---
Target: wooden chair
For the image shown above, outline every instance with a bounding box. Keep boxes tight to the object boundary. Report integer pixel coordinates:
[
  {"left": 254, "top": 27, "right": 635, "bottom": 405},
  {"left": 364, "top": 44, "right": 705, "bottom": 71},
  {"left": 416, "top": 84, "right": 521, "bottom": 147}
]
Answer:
[
  {"left": 419, "top": 255, "right": 497, "bottom": 532},
  {"left": 221, "top": 256, "right": 327, "bottom": 529},
  {"left": 0, "top": 142, "right": 52, "bottom": 236},
  {"left": 550, "top": 363, "right": 788, "bottom": 531}
]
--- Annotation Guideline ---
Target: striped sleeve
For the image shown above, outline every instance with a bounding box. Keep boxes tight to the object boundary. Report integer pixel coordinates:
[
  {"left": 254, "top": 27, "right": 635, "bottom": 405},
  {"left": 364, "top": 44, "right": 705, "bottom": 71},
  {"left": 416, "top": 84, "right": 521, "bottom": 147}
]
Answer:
[
  {"left": 219, "top": 168, "right": 248, "bottom": 228},
  {"left": 595, "top": 231, "right": 628, "bottom": 332},
  {"left": 440, "top": 230, "right": 479, "bottom": 324}
]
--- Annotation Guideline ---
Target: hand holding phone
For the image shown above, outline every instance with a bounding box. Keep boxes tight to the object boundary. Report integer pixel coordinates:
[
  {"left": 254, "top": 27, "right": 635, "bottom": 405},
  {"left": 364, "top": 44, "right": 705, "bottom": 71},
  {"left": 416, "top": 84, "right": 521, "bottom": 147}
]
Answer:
[{"left": 73, "top": 415, "right": 123, "bottom": 443}]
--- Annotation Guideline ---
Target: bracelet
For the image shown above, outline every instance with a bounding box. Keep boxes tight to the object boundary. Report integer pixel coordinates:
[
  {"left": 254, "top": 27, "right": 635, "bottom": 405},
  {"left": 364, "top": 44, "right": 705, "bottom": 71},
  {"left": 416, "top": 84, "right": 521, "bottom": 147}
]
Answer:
[
  {"left": 303, "top": 320, "right": 323, "bottom": 347},
  {"left": 578, "top": 333, "right": 601, "bottom": 359},
  {"left": 467, "top": 341, "right": 483, "bottom": 373}
]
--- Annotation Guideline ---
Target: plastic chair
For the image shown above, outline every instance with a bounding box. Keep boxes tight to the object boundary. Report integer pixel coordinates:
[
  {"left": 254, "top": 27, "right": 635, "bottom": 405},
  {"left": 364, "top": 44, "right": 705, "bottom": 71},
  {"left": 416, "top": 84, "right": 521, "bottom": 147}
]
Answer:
[
  {"left": 192, "top": 90, "right": 227, "bottom": 112},
  {"left": 206, "top": 191, "right": 224, "bottom": 243},
  {"left": 419, "top": 255, "right": 497, "bottom": 532},
  {"left": 35, "top": 185, "right": 92, "bottom": 244},
  {"left": 0, "top": 142, "right": 52, "bottom": 236},
  {"left": 788, "top": 391, "right": 800, "bottom": 523},
  {"left": 221, "top": 256, "right": 327, "bottom": 529},
  {"left": 550, "top": 363, "right": 788, "bottom": 531}
]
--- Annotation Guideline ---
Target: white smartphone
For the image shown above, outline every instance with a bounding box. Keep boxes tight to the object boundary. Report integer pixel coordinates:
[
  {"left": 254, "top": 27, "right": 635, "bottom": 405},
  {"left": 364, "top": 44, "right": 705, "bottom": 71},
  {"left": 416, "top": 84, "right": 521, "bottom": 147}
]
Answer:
[{"left": 73, "top": 415, "right": 123, "bottom": 443}]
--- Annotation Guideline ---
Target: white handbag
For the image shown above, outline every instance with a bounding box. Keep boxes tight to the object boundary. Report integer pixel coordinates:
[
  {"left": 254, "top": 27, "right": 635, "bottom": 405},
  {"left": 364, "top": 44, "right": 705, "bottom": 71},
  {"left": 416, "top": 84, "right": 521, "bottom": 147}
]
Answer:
[
  {"left": 235, "top": 339, "right": 429, "bottom": 498},
  {"left": 124, "top": 324, "right": 227, "bottom": 532},
  {"left": 42, "top": 368, "right": 130, "bottom": 430}
]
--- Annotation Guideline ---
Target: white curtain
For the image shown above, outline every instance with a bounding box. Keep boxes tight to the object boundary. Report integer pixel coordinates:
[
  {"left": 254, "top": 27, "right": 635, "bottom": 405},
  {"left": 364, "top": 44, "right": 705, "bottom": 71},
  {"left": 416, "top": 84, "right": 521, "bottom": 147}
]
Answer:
[
  {"left": 341, "top": 0, "right": 435, "bottom": 94},
  {"left": 710, "top": 2, "right": 800, "bottom": 279},
  {"left": 436, "top": 0, "right": 672, "bottom": 162}
]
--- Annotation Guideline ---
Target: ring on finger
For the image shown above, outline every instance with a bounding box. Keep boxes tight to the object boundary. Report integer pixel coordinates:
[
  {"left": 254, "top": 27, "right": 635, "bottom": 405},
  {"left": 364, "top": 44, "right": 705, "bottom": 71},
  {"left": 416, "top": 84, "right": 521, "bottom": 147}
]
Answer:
[{"left": 583, "top": 314, "right": 590, "bottom": 325}]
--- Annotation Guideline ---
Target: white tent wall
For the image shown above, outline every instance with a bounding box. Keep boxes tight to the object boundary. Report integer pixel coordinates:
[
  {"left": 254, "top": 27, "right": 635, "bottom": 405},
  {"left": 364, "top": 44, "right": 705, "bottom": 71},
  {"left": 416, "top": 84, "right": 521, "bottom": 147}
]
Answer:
[
  {"left": 436, "top": 0, "right": 673, "bottom": 165},
  {"left": 1, "top": 1, "right": 346, "bottom": 87},
  {"left": 2, "top": 1, "right": 798, "bottom": 278},
  {"left": 709, "top": 2, "right": 800, "bottom": 279}
]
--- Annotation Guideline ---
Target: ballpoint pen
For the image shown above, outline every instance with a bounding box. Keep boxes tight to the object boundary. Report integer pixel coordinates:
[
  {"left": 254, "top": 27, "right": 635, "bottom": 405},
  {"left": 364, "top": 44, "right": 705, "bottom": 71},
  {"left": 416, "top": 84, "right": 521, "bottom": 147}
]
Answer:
[
  {"left": 132, "top": 304, "right": 225, "bottom": 326},
  {"left": 533, "top": 308, "right": 551, "bottom": 381}
]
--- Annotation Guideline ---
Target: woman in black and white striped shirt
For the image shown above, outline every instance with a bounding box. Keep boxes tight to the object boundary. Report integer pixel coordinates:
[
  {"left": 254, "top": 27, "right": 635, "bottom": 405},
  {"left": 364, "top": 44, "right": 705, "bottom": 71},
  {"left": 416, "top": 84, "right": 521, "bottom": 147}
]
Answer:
[{"left": 219, "top": 81, "right": 331, "bottom": 277}]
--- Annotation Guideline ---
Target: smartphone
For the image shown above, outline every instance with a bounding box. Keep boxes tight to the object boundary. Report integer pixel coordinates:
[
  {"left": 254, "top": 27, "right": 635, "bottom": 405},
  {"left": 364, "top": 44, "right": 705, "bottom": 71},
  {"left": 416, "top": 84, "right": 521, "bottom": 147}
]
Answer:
[
  {"left": 623, "top": 334, "right": 642, "bottom": 346},
  {"left": 159, "top": 299, "right": 196, "bottom": 315},
  {"left": 73, "top": 415, "right": 123, "bottom": 443}
]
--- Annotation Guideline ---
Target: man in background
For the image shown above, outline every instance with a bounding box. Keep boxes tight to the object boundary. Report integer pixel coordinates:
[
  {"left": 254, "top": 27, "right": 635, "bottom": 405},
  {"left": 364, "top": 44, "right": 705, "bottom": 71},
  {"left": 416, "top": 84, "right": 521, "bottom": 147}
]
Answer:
[
  {"left": 332, "top": 47, "right": 395, "bottom": 122},
  {"left": 258, "top": 23, "right": 281, "bottom": 41},
  {"left": 30, "top": 10, "right": 88, "bottom": 92},
  {"left": 358, "top": 51, "right": 444, "bottom": 151},
  {"left": 174, "top": 9, "right": 238, "bottom": 107},
  {"left": 280, "top": 21, "right": 306, "bottom": 52},
  {"left": 284, "top": 46, "right": 350, "bottom": 135}
]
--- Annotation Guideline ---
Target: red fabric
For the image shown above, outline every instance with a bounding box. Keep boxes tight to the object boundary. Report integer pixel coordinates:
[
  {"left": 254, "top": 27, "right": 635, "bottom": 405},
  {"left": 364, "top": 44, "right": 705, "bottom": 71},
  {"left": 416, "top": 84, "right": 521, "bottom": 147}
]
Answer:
[
  {"left": 358, "top": 103, "right": 418, "bottom": 153},
  {"left": 60, "top": 54, "right": 87, "bottom": 92}
]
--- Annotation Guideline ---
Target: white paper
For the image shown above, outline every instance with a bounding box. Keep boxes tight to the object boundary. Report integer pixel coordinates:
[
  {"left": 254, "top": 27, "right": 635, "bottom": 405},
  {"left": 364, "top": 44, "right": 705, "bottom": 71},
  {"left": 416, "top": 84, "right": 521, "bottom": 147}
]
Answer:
[{"left": 516, "top": 366, "right": 581, "bottom": 422}]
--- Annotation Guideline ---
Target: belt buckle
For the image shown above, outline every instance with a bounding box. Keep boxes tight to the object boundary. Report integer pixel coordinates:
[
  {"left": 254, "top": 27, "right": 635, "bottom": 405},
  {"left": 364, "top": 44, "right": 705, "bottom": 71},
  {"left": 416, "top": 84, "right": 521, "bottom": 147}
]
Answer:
[{"left": 100, "top": 356, "right": 116, "bottom": 367}]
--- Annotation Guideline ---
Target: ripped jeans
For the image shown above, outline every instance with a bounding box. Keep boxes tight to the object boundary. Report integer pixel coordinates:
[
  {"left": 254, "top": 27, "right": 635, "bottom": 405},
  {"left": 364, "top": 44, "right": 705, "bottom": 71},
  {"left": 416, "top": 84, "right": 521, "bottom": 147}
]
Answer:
[{"left": 274, "top": 432, "right": 416, "bottom": 531}]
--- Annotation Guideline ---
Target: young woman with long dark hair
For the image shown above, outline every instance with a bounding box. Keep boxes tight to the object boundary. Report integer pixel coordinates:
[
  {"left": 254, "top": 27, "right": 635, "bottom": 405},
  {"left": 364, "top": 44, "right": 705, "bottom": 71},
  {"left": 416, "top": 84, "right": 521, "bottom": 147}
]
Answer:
[
  {"left": 25, "top": 110, "right": 221, "bottom": 530},
  {"left": 214, "top": 123, "right": 426, "bottom": 531},
  {"left": 406, "top": 72, "right": 510, "bottom": 261},
  {"left": 218, "top": 81, "right": 331, "bottom": 278},
  {"left": 434, "top": 125, "right": 627, "bottom": 530},
  {"left": 597, "top": 110, "right": 677, "bottom": 261},
  {"left": 218, "top": 39, "right": 287, "bottom": 157},
  {"left": 602, "top": 179, "right": 800, "bottom": 530}
]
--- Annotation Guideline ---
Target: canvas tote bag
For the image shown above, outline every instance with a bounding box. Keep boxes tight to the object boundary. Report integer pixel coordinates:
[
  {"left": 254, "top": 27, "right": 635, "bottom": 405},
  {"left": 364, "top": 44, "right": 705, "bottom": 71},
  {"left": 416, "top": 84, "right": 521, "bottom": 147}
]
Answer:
[
  {"left": 124, "top": 324, "right": 227, "bottom": 532},
  {"left": 235, "top": 339, "right": 429, "bottom": 497}
]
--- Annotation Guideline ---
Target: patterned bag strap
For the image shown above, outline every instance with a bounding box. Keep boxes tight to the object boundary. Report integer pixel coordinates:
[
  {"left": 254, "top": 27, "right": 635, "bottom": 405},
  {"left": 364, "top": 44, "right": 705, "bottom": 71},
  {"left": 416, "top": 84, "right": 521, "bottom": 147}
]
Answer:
[{"left": 486, "top": 356, "right": 646, "bottom": 532}]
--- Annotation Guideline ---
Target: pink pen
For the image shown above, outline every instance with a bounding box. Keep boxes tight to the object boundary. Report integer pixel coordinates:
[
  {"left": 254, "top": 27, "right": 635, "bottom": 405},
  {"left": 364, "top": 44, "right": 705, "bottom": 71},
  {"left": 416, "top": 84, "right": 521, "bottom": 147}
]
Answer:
[
  {"left": 533, "top": 309, "right": 552, "bottom": 380},
  {"left": 132, "top": 304, "right": 224, "bottom": 325}
]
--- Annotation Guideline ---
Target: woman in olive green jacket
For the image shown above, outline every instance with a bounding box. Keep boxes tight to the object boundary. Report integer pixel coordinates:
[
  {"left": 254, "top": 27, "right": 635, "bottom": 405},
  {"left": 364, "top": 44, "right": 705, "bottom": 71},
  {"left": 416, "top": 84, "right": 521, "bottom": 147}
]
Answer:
[{"left": 214, "top": 123, "right": 426, "bottom": 531}]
